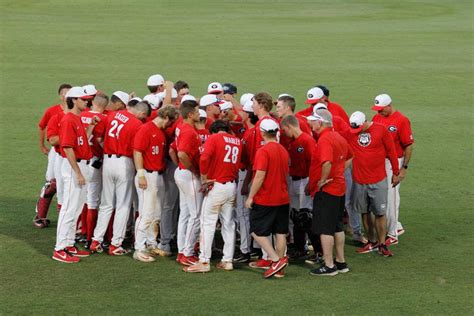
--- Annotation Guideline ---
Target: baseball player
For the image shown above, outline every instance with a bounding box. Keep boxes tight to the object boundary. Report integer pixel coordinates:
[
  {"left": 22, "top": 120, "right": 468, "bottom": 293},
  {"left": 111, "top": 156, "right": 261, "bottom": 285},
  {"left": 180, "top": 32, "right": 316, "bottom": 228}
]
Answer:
[
  {"left": 174, "top": 100, "right": 203, "bottom": 266},
  {"left": 143, "top": 74, "right": 166, "bottom": 109},
  {"left": 371, "top": 94, "right": 414, "bottom": 244},
  {"left": 185, "top": 120, "right": 242, "bottom": 273},
  {"left": 52, "top": 86, "right": 96, "bottom": 263},
  {"left": 90, "top": 102, "right": 150, "bottom": 255},
  {"left": 347, "top": 111, "right": 400, "bottom": 257},
  {"left": 200, "top": 94, "right": 224, "bottom": 122},
  {"left": 276, "top": 94, "right": 312, "bottom": 149},
  {"left": 207, "top": 82, "right": 224, "bottom": 99},
  {"left": 297, "top": 86, "right": 349, "bottom": 124},
  {"left": 108, "top": 91, "right": 130, "bottom": 112},
  {"left": 174, "top": 80, "right": 190, "bottom": 105},
  {"left": 79, "top": 95, "right": 108, "bottom": 248},
  {"left": 133, "top": 105, "right": 179, "bottom": 262},
  {"left": 245, "top": 119, "right": 290, "bottom": 278},
  {"left": 34, "top": 83, "right": 71, "bottom": 228}
]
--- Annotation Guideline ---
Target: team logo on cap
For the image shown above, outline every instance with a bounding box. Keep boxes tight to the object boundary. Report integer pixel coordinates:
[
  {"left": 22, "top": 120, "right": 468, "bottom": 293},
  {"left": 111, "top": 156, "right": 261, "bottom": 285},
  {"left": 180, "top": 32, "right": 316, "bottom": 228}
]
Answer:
[
  {"left": 358, "top": 133, "right": 371, "bottom": 147},
  {"left": 388, "top": 126, "right": 397, "bottom": 132},
  {"left": 375, "top": 99, "right": 380, "bottom": 104},
  {"left": 297, "top": 146, "right": 304, "bottom": 153},
  {"left": 212, "top": 84, "right": 218, "bottom": 89},
  {"left": 308, "top": 94, "right": 313, "bottom": 98}
]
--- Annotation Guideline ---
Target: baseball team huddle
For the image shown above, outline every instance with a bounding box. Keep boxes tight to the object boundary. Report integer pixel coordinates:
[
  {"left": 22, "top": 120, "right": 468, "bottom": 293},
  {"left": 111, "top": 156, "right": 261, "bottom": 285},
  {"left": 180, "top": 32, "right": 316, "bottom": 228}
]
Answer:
[{"left": 34, "top": 74, "right": 414, "bottom": 278}]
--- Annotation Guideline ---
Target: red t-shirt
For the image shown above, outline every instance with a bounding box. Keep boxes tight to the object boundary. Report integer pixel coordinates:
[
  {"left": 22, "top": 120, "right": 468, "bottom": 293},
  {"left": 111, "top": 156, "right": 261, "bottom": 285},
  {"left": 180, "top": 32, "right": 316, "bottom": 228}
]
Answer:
[
  {"left": 133, "top": 122, "right": 166, "bottom": 171},
  {"left": 309, "top": 128, "right": 352, "bottom": 196},
  {"left": 59, "top": 112, "right": 92, "bottom": 160},
  {"left": 347, "top": 123, "right": 399, "bottom": 184},
  {"left": 103, "top": 110, "right": 143, "bottom": 157},
  {"left": 280, "top": 115, "right": 312, "bottom": 150},
  {"left": 288, "top": 132, "right": 316, "bottom": 177},
  {"left": 252, "top": 115, "right": 280, "bottom": 162},
  {"left": 241, "top": 127, "right": 255, "bottom": 169},
  {"left": 327, "top": 101, "right": 349, "bottom": 124},
  {"left": 372, "top": 111, "right": 414, "bottom": 158},
  {"left": 80, "top": 111, "right": 107, "bottom": 158},
  {"left": 197, "top": 128, "right": 210, "bottom": 153},
  {"left": 296, "top": 106, "right": 313, "bottom": 118},
  {"left": 146, "top": 110, "right": 158, "bottom": 122},
  {"left": 47, "top": 111, "right": 65, "bottom": 154},
  {"left": 200, "top": 133, "right": 242, "bottom": 183},
  {"left": 176, "top": 122, "right": 201, "bottom": 171},
  {"left": 253, "top": 142, "right": 290, "bottom": 206},
  {"left": 39, "top": 104, "right": 63, "bottom": 129}
]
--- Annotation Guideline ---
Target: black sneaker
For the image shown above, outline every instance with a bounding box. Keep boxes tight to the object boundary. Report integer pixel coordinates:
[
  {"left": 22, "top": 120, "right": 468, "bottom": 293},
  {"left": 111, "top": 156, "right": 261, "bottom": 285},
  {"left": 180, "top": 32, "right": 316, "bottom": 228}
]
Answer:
[
  {"left": 234, "top": 252, "right": 251, "bottom": 263},
  {"left": 334, "top": 261, "right": 349, "bottom": 273},
  {"left": 249, "top": 248, "right": 262, "bottom": 259},
  {"left": 310, "top": 264, "right": 338, "bottom": 276},
  {"left": 305, "top": 253, "right": 324, "bottom": 265}
]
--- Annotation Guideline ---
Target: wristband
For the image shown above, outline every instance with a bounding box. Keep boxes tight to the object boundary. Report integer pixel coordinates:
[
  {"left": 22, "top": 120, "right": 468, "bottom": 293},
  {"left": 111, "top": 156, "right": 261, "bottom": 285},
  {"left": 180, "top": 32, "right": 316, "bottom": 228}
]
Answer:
[{"left": 137, "top": 169, "right": 145, "bottom": 177}]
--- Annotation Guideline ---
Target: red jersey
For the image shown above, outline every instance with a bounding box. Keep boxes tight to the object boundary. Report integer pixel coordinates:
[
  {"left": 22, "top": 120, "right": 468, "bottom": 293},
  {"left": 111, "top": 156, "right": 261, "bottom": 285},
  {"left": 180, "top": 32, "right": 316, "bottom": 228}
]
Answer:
[
  {"left": 59, "top": 112, "right": 92, "bottom": 160},
  {"left": 288, "top": 132, "right": 316, "bottom": 177},
  {"left": 327, "top": 101, "right": 349, "bottom": 124},
  {"left": 347, "top": 123, "right": 399, "bottom": 184},
  {"left": 309, "top": 128, "right": 352, "bottom": 197},
  {"left": 80, "top": 111, "right": 107, "bottom": 158},
  {"left": 39, "top": 104, "right": 63, "bottom": 129},
  {"left": 47, "top": 111, "right": 65, "bottom": 154},
  {"left": 176, "top": 121, "right": 201, "bottom": 171},
  {"left": 252, "top": 115, "right": 280, "bottom": 161},
  {"left": 296, "top": 106, "right": 313, "bottom": 118},
  {"left": 253, "top": 142, "right": 290, "bottom": 206},
  {"left": 280, "top": 115, "right": 312, "bottom": 150},
  {"left": 133, "top": 122, "right": 166, "bottom": 171},
  {"left": 103, "top": 110, "right": 143, "bottom": 157},
  {"left": 241, "top": 127, "right": 255, "bottom": 169},
  {"left": 372, "top": 111, "right": 414, "bottom": 158},
  {"left": 146, "top": 110, "right": 158, "bottom": 122},
  {"left": 197, "top": 128, "right": 210, "bottom": 153},
  {"left": 200, "top": 133, "right": 242, "bottom": 183}
]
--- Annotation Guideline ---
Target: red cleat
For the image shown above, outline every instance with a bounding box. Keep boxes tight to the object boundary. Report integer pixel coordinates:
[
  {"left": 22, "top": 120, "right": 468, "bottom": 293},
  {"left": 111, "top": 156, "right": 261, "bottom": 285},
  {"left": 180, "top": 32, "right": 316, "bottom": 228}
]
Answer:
[
  {"left": 385, "top": 236, "right": 398, "bottom": 246},
  {"left": 356, "top": 242, "right": 379, "bottom": 254},
  {"left": 176, "top": 253, "right": 183, "bottom": 263},
  {"left": 264, "top": 256, "right": 289, "bottom": 278},
  {"left": 108, "top": 245, "right": 128, "bottom": 256},
  {"left": 378, "top": 244, "right": 393, "bottom": 257},
  {"left": 52, "top": 250, "right": 80, "bottom": 263},
  {"left": 65, "top": 246, "right": 89, "bottom": 257},
  {"left": 89, "top": 240, "right": 103, "bottom": 253},
  {"left": 179, "top": 255, "right": 198, "bottom": 266},
  {"left": 248, "top": 258, "right": 272, "bottom": 270}
]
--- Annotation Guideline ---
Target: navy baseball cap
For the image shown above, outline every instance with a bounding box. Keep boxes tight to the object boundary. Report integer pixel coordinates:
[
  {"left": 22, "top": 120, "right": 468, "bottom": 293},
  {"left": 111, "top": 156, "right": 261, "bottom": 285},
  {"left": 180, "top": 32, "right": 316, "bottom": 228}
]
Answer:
[{"left": 223, "top": 83, "right": 237, "bottom": 95}]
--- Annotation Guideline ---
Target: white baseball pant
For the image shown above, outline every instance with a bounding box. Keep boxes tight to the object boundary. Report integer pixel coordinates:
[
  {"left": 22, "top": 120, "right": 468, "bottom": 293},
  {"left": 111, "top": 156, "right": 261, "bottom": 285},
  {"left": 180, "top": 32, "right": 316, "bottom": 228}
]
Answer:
[
  {"left": 289, "top": 177, "right": 312, "bottom": 210},
  {"left": 174, "top": 168, "right": 203, "bottom": 256},
  {"left": 235, "top": 169, "right": 251, "bottom": 254},
  {"left": 53, "top": 153, "right": 65, "bottom": 206},
  {"left": 385, "top": 157, "right": 404, "bottom": 237},
  {"left": 158, "top": 162, "right": 179, "bottom": 252},
  {"left": 45, "top": 147, "right": 56, "bottom": 181},
  {"left": 86, "top": 157, "right": 102, "bottom": 209},
  {"left": 199, "top": 182, "right": 236, "bottom": 263},
  {"left": 55, "top": 160, "right": 91, "bottom": 250},
  {"left": 134, "top": 171, "right": 165, "bottom": 251},
  {"left": 93, "top": 155, "right": 134, "bottom": 246}
]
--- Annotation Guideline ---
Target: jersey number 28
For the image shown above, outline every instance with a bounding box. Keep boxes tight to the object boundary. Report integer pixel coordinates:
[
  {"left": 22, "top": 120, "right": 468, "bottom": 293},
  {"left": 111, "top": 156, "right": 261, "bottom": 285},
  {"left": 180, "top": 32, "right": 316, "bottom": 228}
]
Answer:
[{"left": 223, "top": 145, "right": 239, "bottom": 164}]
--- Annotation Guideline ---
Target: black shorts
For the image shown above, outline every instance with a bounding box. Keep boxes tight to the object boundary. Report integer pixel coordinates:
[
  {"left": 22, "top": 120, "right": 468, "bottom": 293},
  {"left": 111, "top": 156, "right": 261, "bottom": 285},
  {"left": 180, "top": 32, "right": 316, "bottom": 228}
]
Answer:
[
  {"left": 250, "top": 203, "right": 289, "bottom": 237},
  {"left": 312, "top": 191, "right": 345, "bottom": 236}
]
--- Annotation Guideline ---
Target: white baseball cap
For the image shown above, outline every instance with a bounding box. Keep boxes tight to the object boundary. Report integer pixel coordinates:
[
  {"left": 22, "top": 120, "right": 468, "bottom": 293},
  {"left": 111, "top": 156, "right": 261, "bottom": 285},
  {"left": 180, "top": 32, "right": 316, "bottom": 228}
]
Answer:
[
  {"left": 200, "top": 94, "right": 224, "bottom": 107},
  {"left": 305, "top": 87, "right": 325, "bottom": 105},
  {"left": 112, "top": 91, "right": 130, "bottom": 105},
  {"left": 260, "top": 119, "right": 279, "bottom": 132},
  {"left": 143, "top": 94, "right": 163, "bottom": 109},
  {"left": 147, "top": 74, "right": 165, "bottom": 86},
  {"left": 240, "top": 93, "right": 254, "bottom": 106},
  {"left": 349, "top": 111, "right": 366, "bottom": 133},
  {"left": 66, "top": 86, "right": 93, "bottom": 99},
  {"left": 199, "top": 109, "right": 207, "bottom": 118},
  {"left": 208, "top": 82, "right": 223, "bottom": 94},
  {"left": 130, "top": 97, "right": 143, "bottom": 103},
  {"left": 219, "top": 101, "right": 233, "bottom": 112},
  {"left": 278, "top": 93, "right": 293, "bottom": 99},
  {"left": 313, "top": 102, "right": 327, "bottom": 111},
  {"left": 243, "top": 99, "right": 254, "bottom": 113},
  {"left": 181, "top": 94, "right": 196, "bottom": 103},
  {"left": 83, "top": 84, "right": 97, "bottom": 96},
  {"left": 372, "top": 94, "right": 392, "bottom": 111}
]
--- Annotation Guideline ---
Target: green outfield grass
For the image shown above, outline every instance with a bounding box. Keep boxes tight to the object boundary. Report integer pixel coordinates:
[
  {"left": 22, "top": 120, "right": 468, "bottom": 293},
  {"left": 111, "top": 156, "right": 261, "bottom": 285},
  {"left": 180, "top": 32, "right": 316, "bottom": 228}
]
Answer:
[{"left": 1, "top": 0, "right": 473, "bottom": 314}]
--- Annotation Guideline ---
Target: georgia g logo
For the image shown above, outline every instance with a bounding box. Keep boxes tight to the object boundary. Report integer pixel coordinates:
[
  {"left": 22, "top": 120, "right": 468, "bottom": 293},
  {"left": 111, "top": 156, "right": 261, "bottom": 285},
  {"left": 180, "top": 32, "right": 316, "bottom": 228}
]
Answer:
[
  {"left": 388, "top": 125, "right": 397, "bottom": 132},
  {"left": 358, "top": 133, "right": 371, "bottom": 147},
  {"left": 212, "top": 84, "right": 217, "bottom": 89},
  {"left": 308, "top": 94, "right": 313, "bottom": 98},
  {"left": 297, "top": 146, "right": 304, "bottom": 153}
]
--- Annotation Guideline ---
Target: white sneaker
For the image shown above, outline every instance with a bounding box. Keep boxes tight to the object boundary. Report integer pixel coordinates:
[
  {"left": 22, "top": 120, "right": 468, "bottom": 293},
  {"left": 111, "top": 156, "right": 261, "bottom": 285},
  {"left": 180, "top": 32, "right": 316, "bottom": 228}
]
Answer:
[
  {"left": 184, "top": 262, "right": 210, "bottom": 273},
  {"left": 216, "top": 261, "right": 233, "bottom": 271},
  {"left": 133, "top": 250, "right": 156, "bottom": 263}
]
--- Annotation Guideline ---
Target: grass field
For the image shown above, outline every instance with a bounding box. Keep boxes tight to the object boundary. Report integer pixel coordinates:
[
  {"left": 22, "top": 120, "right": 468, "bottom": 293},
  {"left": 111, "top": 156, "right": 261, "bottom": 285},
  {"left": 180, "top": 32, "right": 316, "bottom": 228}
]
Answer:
[{"left": 1, "top": 0, "right": 473, "bottom": 314}]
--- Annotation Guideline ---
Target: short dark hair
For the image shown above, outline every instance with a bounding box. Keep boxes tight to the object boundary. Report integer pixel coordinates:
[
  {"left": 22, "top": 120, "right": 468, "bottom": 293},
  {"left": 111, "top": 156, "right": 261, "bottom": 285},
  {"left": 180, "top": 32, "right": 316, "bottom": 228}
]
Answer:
[
  {"left": 128, "top": 99, "right": 140, "bottom": 107},
  {"left": 111, "top": 95, "right": 125, "bottom": 106},
  {"left": 135, "top": 101, "right": 152, "bottom": 117},
  {"left": 174, "top": 80, "right": 189, "bottom": 92},
  {"left": 316, "top": 85, "right": 330, "bottom": 97},
  {"left": 209, "top": 120, "right": 230, "bottom": 134},
  {"left": 278, "top": 95, "right": 296, "bottom": 112},
  {"left": 281, "top": 115, "right": 300, "bottom": 128},
  {"left": 180, "top": 100, "right": 199, "bottom": 119},
  {"left": 254, "top": 92, "right": 273, "bottom": 112},
  {"left": 58, "top": 83, "right": 72, "bottom": 94},
  {"left": 66, "top": 98, "right": 75, "bottom": 109},
  {"left": 148, "top": 85, "right": 160, "bottom": 93}
]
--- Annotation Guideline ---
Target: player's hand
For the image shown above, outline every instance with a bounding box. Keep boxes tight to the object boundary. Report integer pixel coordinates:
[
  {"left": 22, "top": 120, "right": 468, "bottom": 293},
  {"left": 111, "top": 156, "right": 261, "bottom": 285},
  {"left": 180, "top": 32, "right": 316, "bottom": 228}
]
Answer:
[
  {"left": 222, "top": 94, "right": 234, "bottom": 102},
  {"left": 129, "top": 91, "right": 136, "bottom": 99},
  {"left": 245, "top": 197, "right": 253, "bottom": 209},
  {"left": 77, "top": 173, "right": 86, "bottom": 186},
  {"left": 138, "top": 176, "right": 147, "bottom": 190},
  {"left": 317, "top": 178, "right": 333, "bottom": 189},
  {"left": 398, "top": 168, "right": 407, "bottom": 182},
  {"left": 40, "top": 145, "right": 49, "bottom": 155},
  {"left": 391, "top": 174, "right": 400, "bottom": 187},
  {"left": 164, "top": 81, "right": 174, "bottom": 90}
]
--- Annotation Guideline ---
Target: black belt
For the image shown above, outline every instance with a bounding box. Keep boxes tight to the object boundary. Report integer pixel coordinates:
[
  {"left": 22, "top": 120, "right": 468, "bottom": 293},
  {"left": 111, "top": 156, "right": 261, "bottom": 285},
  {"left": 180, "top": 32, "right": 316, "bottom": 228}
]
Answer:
[
  {"left": 146, "top": 169, "right": 164, "bottom": 175},
  {"left": 221, "top": 180, "right": 236, "bottom": 184},
  {"left": 76, "top": 159, "right": 90, "bottom": 164},
  {"left": 291, "top": 176, "right": 307, "bottom": 181},
  {"left": 240, "top": 168, "right": 246, "bottom": 172},
  {"left": 107, "top": 154, "right": 122, "bottom": 158}
]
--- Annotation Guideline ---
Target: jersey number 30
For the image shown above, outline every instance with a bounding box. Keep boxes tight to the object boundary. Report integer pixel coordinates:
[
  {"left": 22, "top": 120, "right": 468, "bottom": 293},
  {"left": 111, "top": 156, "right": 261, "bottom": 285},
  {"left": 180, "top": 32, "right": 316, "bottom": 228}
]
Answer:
[
  {"left": 223, "top": 145, "right": 239, "bottom": 164},
  {"left": 108, "top": 120, "right": 124, "bottom": 138}
]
